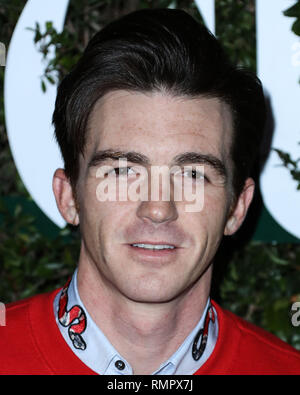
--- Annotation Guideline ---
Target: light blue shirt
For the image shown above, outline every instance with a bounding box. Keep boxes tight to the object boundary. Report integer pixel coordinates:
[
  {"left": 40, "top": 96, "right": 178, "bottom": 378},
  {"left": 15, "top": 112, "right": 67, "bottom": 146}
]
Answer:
[{"left": 54, "top": 269, "right": 218, "bottom": 375}]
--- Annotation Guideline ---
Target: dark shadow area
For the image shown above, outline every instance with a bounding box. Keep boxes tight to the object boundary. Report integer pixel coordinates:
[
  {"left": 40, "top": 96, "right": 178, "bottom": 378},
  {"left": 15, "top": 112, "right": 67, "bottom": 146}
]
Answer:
[{"left": 211, "top": 92, "right": 275, "bottom": 302}]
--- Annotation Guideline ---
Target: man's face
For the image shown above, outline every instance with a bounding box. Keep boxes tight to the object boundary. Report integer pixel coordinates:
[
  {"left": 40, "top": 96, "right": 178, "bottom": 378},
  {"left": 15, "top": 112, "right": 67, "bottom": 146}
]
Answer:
[{"left": 75, "top": 90, "right": 234, "bottom": 303}]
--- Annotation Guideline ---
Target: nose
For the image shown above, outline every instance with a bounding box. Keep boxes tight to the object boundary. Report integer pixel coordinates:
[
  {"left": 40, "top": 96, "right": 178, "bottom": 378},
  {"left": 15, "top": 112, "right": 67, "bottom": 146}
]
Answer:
[
  {"left": 135, "top": 165, "right": 179, "bottom": 224},
  {"left": 136, "top": 199, "right": 178, "bottom": 224}
]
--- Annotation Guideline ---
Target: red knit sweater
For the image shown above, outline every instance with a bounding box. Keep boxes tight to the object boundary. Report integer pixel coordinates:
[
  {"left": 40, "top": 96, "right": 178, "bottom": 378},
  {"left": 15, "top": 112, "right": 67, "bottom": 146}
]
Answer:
[{"left": 1, "top": 289, "right": 300, "bottom": 375}]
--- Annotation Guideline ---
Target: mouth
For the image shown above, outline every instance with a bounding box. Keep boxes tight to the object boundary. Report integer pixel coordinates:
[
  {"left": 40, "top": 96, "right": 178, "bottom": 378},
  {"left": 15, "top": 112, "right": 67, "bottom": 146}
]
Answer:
[
  {"left": 127, "top": 241, "right": 179, "bottom": 260},
  {"left": 131, "top": 243, "right": 176, "bottom": 250}
]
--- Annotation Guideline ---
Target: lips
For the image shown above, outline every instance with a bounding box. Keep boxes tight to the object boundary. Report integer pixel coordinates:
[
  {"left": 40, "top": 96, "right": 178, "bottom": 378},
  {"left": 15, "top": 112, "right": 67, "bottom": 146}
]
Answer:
[
  {"left": 131, "top": 243, "right": 176, "bottom": 250},
  {"left": 126, "top": 241, "right": 180, "bottom": 261}
]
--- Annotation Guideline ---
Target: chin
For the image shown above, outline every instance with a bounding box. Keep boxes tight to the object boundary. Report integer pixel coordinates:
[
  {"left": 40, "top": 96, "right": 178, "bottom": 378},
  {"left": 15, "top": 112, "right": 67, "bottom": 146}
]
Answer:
[
  {"left": 117, "top": 278, "right": 187, "bottom": 304},
  {"left": 124, "top": 292, "right": 177, "bottom": 304}
]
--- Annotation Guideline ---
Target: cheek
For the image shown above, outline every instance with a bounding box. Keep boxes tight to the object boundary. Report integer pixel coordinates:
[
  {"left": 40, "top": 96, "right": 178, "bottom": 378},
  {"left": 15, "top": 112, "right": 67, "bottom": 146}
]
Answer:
[
  {"left": 80, "top": 197, "right": 134, "bottom": 250},
  {"left": 76, "top": 177, "right": 112, "bottom": 250},
  {"left": 78, "top": 181, "right": 100, "bottom": 224},
  {"left": 183, "top": 187, "right": 229, "bottom": 241}
]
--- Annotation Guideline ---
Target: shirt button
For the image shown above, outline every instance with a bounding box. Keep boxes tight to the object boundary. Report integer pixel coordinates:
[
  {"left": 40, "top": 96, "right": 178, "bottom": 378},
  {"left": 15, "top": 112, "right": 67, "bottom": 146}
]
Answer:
[{"left": 115, "top": 360, "right": 125, "bottom": 371}]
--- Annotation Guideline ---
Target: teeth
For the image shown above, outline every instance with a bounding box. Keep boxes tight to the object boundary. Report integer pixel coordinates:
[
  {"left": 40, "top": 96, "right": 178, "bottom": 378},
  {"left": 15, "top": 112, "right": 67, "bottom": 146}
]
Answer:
[{"left": 132, "top": 243, "right": 175, "bottom": 250}]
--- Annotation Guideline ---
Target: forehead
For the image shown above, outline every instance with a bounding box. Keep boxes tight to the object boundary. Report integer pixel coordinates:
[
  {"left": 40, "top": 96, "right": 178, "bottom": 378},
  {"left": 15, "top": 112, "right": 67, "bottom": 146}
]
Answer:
[{"left": 85, "top": 90, "right": 233, "bottom": 164}]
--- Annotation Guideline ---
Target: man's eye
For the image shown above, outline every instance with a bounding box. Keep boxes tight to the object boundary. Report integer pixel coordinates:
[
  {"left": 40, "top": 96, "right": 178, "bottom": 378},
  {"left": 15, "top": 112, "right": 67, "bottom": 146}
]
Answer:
[
  {"left": 113, "top": 167, "right": 136, "bottom": 176},
  {"left": 183, "top": 169, "right": 205, "bottom": 180}
]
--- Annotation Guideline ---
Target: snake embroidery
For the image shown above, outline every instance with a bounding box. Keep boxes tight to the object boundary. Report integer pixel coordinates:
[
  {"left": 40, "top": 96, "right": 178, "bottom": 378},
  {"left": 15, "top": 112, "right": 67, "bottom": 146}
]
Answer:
[
  {"left": 192, "top": 305, "right": 215, "bottom": 361},
  {"left": 58, "top": 279, "right": 87, "bottom": 350}
]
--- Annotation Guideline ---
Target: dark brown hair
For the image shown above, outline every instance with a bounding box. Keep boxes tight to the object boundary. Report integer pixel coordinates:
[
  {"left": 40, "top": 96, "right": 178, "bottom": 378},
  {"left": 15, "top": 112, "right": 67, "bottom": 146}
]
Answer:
[{"left": 53, "top": 8, "right": 266, "bottom": 199}]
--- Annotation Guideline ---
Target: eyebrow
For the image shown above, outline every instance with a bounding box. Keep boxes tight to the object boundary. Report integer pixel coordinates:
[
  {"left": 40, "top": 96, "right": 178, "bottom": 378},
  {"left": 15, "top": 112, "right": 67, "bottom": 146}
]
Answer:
[
  {"left": 171, "top": 152, "right": 227, "bottom": 179},
  {"left": 88, "top": 149, "right": 150, "bottom": 167},
  {"left": 88, "top": 149, "right": 227, "bottom": 179}
]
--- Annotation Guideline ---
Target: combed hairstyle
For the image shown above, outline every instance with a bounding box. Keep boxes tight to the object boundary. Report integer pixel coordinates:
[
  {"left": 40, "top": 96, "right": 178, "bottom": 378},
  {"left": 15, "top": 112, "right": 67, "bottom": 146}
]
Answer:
[{"left": 53, "top": 8, "right": 266, "bottom": 201}]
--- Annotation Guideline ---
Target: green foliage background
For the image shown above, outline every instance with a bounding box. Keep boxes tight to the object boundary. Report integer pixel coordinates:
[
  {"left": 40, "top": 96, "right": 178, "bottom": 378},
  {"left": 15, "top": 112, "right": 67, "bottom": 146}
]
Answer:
[{"left": 0, "top": 0, "right": 300, "bottom": 349}]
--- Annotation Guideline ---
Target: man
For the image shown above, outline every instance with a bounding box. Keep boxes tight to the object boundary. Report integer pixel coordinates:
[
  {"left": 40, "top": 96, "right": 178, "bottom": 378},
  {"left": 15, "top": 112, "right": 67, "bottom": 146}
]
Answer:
[{"left": 1, "top": 9, "right": 300, "bottom": 375}]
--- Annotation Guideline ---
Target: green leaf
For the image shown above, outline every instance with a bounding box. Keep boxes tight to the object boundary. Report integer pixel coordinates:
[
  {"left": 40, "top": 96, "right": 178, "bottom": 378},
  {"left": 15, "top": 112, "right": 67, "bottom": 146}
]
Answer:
[
  {"left": 45, "top": 21, "right": 53, "bottom": 32},
  {"left": 46, "top": 74, "right": 56, "bottom": 85},
  {"left": 283, "top": 2, "right": 300, "bottom": 18},
  {"left": 292, "top": 18, "right": 300, "bottom": 36},
  {"left": 41, "top": 80, "right": 46, "bottom": 93},
  {"left": 14, "top": 204, "right": 22, "bottom": 217},
  {"left": 34, "top": 30, "right": 42, "bottom": 44}
]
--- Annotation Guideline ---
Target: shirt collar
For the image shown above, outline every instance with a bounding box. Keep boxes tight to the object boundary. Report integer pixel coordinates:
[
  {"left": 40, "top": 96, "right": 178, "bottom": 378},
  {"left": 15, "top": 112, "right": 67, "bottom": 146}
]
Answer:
[{"left": 54, "top": 269, "right": 218, "bottom": 375}]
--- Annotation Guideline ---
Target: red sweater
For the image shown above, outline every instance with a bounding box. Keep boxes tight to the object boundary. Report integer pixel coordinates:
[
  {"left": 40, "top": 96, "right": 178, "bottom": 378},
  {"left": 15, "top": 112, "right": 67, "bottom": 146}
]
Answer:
[{"left": 1, "top": 288, "right": 300, "bottom": 375}]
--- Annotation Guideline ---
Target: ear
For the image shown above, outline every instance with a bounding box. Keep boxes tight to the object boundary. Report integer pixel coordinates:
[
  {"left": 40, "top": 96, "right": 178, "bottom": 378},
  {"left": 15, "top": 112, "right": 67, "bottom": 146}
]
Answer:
[
  {"left": 52, "top": 169, "right": 79, "bottom": 226},
  {"left": 224, "top": 178, "right": 255, "bottom": 236}
]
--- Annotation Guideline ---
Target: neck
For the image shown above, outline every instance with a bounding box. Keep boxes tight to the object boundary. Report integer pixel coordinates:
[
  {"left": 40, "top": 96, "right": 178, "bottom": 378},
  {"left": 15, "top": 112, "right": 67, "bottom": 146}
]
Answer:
[{"left": 77, "top": 254, "right": 212, "bottom": 375}]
